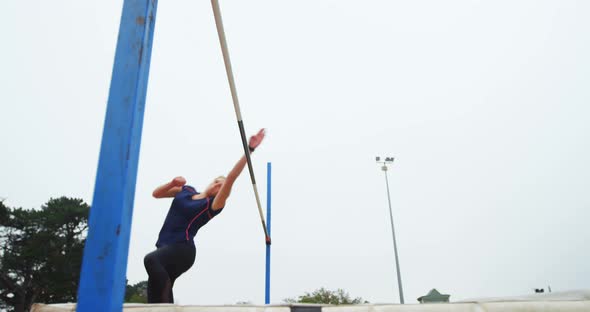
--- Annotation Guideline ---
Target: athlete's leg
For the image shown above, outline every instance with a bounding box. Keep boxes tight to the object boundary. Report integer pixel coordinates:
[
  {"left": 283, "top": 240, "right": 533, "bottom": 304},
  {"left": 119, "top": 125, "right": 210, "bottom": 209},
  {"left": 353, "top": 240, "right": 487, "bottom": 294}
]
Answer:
[
  {"left": 166, "top": 243, "right": 196, "bottom": 302},
  {"left": 144, "top": 247, "right": 174, "bottom": 303},
  {"left": 144, "top": 243, "right": 196, "bottom": 303}
]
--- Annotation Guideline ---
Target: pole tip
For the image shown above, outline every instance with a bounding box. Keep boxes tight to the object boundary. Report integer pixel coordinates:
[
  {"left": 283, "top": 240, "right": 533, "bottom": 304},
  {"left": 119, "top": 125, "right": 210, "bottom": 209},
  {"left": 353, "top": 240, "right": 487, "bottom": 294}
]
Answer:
[{"left": 265, "top": 236, "right": 271, "bottom": 245}]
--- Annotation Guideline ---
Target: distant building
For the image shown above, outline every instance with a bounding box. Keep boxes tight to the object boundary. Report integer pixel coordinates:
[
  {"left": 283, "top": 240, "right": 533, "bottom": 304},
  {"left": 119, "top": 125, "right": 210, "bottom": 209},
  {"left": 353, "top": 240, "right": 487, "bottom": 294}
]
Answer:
[{"left": 417, "top": 289, "right": 450, "bottom": 303}]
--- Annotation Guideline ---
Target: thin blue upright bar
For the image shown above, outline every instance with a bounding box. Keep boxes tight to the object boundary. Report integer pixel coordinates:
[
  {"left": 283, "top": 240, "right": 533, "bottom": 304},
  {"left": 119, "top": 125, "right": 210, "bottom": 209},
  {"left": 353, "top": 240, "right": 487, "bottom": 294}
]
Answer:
[
  {"left": 265, "top": 162, "right": 272, "bottom": 304},
  {"left": 77, "top": 1, "right": 158, "bottom": 311}
]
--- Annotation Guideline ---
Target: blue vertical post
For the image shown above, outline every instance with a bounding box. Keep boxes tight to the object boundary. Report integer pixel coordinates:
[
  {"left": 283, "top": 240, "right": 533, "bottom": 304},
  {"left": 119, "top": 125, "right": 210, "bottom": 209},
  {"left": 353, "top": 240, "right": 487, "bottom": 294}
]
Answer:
[
  {"left": 265, "top": 162, "right": 272, "bottom": 304},
  {"left": 77, "top": 1, "right": 158, "bottom": 311}
]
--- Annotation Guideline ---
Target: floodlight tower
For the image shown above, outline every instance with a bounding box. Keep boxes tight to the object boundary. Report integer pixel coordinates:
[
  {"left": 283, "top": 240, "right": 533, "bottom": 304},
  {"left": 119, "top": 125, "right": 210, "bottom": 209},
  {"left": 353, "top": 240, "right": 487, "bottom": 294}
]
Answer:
[{"left": 375, "top": 156, "right": 404, "bottom": 304}]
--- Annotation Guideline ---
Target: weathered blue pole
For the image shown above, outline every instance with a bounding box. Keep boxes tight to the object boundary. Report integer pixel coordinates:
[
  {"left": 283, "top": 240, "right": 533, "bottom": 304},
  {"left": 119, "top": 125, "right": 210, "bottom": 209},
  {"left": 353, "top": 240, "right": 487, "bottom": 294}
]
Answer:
[
  {"left": 265, "top": 162, "right": 272, "bottom": 304},
  {"left": 77, "top": 1, "right": 158, "bottom": 311}
]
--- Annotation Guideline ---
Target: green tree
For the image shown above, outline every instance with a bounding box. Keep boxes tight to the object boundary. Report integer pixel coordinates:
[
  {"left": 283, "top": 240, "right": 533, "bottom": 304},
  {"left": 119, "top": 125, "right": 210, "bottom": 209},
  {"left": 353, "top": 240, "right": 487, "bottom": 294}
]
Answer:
[
  {"left": 284, "top": 287, "right": 368, "bottom": 305},
  {"left": 125, "top": 280, "right": 148, "bottom": 303},
  {"left": 0, "top": 197, "right": 89, "bottom": 312}
]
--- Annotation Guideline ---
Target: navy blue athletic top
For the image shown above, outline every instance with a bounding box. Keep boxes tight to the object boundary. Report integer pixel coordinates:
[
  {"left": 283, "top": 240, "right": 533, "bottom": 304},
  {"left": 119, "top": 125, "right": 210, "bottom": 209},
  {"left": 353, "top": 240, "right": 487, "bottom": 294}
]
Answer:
[{"left": 156, "top": 185, "right": 223, "bottom": 248}]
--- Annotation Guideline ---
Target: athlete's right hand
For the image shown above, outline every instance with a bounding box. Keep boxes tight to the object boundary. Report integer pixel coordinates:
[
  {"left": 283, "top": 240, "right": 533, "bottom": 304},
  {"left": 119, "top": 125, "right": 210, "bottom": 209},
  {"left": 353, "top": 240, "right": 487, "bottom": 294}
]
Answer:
[
  {"left": 171, "top": 176, "right": 186, "bottom": 187},
  {"left": 248, "top": 128, "right": 266, "bottom": 150}
]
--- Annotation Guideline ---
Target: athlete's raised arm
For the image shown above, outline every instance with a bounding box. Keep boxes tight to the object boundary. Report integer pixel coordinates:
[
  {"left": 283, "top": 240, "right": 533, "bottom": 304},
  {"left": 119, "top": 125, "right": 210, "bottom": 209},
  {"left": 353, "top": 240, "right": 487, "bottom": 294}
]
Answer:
[{"left": 211, "top": 128, "right": 265, "bottom": 210}]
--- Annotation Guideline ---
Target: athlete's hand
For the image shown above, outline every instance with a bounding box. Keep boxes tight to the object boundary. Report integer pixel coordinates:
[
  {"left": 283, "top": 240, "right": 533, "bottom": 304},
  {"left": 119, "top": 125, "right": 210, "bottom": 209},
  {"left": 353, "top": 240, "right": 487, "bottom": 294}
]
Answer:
[
  {"left": 248, "top": 128, "right": 265, "bottom": 150},
  {"left": 171, "top": 176, "right": 186, "bottom": 187}
]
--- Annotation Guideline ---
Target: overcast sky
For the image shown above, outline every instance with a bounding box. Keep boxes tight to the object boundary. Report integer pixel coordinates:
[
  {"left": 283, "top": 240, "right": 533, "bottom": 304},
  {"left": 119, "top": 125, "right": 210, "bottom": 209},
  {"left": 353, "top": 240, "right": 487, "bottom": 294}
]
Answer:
[{"left": 1, "top": 0, "right": 589, "bottom": 306}]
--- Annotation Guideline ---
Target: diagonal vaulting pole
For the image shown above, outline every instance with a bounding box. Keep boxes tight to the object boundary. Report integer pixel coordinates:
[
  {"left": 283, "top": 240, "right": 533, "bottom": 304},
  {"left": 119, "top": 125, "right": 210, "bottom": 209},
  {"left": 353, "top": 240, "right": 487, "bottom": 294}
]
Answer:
[{"left": 210, "top": 0, "right": 270, "bottom": 245}]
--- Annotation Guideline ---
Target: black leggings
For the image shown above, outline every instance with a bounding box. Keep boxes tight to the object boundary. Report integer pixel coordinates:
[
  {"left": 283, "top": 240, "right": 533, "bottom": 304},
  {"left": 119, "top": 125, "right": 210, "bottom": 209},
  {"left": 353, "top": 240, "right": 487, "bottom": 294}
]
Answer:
[{"left": 144, "top": 242, "right": 196, "bottom": 303}]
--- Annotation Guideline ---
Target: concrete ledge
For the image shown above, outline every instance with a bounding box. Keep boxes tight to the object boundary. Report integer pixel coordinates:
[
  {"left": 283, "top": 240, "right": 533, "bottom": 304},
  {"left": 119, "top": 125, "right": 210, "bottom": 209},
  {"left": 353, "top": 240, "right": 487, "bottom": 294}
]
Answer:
[
  {"left": 29, "top": 293, "right": 590, "bottom": 312},
  {"left": 30, "top": 301, "right": 590, "bottom": 312}
]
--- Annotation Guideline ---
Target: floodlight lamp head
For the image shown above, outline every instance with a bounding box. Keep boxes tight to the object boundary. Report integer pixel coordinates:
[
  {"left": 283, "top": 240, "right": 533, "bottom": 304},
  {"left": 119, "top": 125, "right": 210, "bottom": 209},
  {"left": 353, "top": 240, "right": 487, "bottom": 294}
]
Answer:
[{"left": 376, "top": 156, "right": 381, "bottom": 162}]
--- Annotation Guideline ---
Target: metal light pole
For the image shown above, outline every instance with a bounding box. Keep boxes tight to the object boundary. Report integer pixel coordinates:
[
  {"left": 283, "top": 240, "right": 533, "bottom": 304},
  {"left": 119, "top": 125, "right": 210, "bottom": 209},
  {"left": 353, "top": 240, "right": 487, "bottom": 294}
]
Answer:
[{"left": 376, "top": 156, "right": 405, "bottom": 304}]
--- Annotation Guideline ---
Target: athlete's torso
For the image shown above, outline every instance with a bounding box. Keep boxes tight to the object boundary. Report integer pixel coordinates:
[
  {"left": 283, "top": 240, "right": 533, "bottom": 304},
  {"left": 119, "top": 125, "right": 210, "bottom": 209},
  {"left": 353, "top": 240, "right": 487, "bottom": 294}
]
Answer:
[{"left": 156, "top": 185, "right": 223, "bottom": 247}]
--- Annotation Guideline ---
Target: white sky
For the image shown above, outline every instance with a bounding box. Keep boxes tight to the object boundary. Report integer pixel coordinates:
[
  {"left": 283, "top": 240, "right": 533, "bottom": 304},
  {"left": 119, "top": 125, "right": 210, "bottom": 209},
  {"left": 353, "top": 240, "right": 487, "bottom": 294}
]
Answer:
[{"left": 1, "top": 0, "right": 589, "bottom": 306}]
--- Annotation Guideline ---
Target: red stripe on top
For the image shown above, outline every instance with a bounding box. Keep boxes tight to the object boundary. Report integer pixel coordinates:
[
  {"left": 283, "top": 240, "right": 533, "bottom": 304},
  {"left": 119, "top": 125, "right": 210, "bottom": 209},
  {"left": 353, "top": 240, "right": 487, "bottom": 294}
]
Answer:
[{"left": 185, "top": 197, "right": 210, "bottom": 241}]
